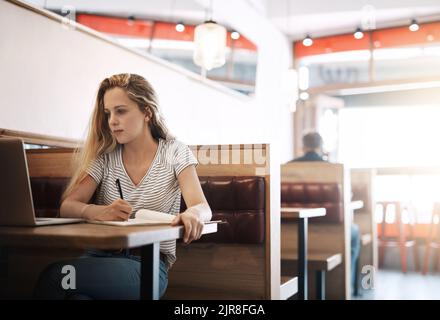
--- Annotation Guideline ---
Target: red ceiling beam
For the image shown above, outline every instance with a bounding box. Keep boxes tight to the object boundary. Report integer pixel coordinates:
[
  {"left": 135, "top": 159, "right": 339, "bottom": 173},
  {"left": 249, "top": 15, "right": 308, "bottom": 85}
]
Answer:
[
  {"left": 77, "top": 14, "right": 154, "bottom": 38},
  {"left": 371, "top": 21, "right": 440, "bottom": 49},
  {"left": 77, "top": 14, "right": 257, "bottom": 51},
  {"left": 294, "top": 21, "right": 440, "bottom": 59},
  {"left": 294, "top": 33, "right": 371, "bottom": 58}
]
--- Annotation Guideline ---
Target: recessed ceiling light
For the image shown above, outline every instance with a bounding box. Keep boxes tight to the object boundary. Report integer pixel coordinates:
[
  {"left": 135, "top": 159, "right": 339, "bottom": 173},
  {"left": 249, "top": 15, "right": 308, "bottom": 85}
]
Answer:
[
  {"left": 409, "top": 19, "right": 419, "bottom": 32},
  {"left": 354, "top": 28, "right": 364, "bottom": 40},
  {"left": 175, "top": 22, "right": 185, "bottom": 32},
  {"left": 231, "top": 31, "right": 240, "bottom": 40},
  {"left": 302, "top": 35, "right": 313, "bottom": 47}
]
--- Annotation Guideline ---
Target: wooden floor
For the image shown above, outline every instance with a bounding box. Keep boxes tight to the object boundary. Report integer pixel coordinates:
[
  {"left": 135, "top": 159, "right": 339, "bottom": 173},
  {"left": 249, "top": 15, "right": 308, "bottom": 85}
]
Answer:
[{"left": 355, "top": 269, "right": 440, "bottom": 300}]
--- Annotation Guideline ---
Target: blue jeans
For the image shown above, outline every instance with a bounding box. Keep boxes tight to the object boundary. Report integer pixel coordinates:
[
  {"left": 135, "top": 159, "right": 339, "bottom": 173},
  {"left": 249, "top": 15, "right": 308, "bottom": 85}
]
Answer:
[
  {"left": 33, "top": 249, "right": 168, "bottom": 300},
  {"left": 351, "top": 223, "right": 361, "bottom": 292}
]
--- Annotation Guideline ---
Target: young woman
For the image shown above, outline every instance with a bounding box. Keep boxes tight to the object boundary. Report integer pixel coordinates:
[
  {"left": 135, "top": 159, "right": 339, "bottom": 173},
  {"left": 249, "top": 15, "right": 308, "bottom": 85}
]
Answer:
[{"left": 34, "top": 73, "right": 212, "bottom": 299}]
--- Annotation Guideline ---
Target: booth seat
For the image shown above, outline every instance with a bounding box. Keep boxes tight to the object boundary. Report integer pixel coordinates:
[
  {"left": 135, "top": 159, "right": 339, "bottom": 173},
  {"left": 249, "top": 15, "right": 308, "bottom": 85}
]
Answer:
[
  {"left": 30, "top": 176, "right": 265, "bottom": 244},
  {"left": 281, "top": 182, "right": 343, "bottom": 223},
  {"left": 181, "top": 176, "right": 265, "bottom": 244},
  {"left": 30, "top": 177, "right": 69, "bottom": 218}
]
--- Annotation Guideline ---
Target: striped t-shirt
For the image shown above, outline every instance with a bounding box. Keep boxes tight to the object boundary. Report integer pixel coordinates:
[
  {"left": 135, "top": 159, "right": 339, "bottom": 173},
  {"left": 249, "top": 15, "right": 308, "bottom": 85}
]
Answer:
[{"left": 86, "top": 138, "right": 198, "bottom": 269}]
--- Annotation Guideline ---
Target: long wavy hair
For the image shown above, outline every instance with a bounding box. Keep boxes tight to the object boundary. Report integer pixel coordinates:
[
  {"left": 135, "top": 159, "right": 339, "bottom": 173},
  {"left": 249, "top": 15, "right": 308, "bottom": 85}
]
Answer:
[{"left": 62, "top": 73, "right": 173, "bottom": 200}]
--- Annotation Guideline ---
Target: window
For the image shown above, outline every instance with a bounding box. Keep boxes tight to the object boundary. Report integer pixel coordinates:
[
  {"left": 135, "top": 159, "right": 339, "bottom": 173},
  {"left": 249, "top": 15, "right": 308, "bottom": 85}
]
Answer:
[{"left": 339, "top": 106, "right": 440, "bottom": 168}]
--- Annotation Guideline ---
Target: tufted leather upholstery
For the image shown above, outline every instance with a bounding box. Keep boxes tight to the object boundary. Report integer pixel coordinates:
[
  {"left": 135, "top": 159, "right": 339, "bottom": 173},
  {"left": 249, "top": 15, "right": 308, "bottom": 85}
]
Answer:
[
  {"left": 30, "top": 176, "right": 265, "bottom": 244},
  {"left": 281, "top": 182, "right": 343, "bottom": 223},
  {"left": 180, "top": 176, "right": 265, "bottom": 244},
  {"left": 30, "top": 177, "right": 69, "bottom": 218}
]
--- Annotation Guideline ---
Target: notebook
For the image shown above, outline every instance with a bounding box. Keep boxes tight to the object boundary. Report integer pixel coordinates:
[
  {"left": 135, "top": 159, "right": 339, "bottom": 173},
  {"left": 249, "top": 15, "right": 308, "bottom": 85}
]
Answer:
[{"left": 87, "top": 209, "right": 220, "bottom": 226}]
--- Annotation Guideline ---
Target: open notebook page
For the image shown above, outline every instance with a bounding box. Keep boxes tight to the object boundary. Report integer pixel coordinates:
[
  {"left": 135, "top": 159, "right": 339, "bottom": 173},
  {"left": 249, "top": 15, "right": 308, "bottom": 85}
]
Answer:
[{"left": 87, "top": 209, "right": 175, "bottom": 226}]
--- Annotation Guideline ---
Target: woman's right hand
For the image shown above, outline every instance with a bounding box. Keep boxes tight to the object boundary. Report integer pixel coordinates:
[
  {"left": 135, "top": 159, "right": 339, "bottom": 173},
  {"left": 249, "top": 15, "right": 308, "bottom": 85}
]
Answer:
[{"left": 86, "top": 199, "right": 133, "bottom": 221}]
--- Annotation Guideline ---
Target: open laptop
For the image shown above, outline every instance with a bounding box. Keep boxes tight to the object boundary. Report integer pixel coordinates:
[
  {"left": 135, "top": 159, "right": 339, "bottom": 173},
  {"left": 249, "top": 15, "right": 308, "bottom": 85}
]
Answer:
[{"left": 0, "top": 138, "right": 83, "bottom": 226}]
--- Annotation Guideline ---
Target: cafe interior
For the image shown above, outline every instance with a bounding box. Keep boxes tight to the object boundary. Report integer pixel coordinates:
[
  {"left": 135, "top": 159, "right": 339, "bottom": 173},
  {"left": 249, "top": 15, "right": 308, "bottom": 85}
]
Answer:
[{"left": 1, "top": 0, "right": 440, "bottom": 300}]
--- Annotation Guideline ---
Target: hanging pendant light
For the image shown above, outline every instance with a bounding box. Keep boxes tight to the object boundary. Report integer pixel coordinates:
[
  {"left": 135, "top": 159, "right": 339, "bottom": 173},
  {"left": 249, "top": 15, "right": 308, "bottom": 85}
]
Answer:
[{"left": 193, "top": 20, "right": 227, "bottom": 71}]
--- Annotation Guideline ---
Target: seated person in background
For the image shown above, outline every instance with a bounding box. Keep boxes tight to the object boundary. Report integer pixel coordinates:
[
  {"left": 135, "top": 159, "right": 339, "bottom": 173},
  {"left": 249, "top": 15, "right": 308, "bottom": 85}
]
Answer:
[
  {"left": 289, "top": 132, "right": 327, "bottom": 162},
  {"left": 289, "top": 131, "right": 361, "bottom": 295}
]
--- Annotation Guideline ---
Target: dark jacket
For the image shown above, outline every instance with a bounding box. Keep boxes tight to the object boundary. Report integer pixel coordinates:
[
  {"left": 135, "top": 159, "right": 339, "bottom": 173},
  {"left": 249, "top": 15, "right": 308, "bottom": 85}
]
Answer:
[{"left": 289, "top": 151, "right": 324, "bottom": 162}]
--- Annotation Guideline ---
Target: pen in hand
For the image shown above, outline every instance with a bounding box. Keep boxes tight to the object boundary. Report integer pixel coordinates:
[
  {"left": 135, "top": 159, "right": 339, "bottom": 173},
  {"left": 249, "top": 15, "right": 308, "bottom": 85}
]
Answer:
[
  {"left": 116, "top": 179, "right": 131, "bottom": 257},
  {"left": 116, "top": 179, "right": 132, "bottom": 220}
]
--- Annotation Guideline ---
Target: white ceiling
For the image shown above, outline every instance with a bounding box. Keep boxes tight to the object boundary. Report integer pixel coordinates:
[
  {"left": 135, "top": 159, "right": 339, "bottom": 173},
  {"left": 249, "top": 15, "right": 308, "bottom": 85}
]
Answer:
[
  {"left": 26, "top": 0, "right": 440, "bottom": 40},
  {"left": 267, "top": 0, "right": 440, "bottom": 39}
]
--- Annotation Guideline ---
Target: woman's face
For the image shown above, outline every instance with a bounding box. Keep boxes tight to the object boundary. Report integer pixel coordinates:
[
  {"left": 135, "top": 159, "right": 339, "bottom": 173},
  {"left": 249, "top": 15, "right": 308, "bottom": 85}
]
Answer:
[{"left": 103, "top": 87, "right": 148, "bottom": 144}]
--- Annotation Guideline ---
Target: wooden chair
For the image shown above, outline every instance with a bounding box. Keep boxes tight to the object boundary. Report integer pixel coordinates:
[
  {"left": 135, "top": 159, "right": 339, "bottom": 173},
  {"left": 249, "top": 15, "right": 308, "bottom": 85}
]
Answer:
[
  {"left": 377, "top": 201, "right": 419, "bottom": 273},
  {"left": 422, "top": 202, "right": 440, "bottom": 275}
]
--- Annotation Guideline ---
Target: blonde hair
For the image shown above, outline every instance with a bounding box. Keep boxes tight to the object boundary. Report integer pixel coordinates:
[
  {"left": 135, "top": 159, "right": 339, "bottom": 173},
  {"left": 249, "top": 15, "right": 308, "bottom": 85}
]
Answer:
[{"left": 62, "top": 73, "right": 173, "bottom": 201}]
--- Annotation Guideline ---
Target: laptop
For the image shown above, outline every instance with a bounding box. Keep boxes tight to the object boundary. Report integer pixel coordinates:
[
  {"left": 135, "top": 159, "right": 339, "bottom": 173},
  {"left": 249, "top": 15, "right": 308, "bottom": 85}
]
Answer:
[{"left": 0, "top": 138, "right": 83, "bottom": 226}]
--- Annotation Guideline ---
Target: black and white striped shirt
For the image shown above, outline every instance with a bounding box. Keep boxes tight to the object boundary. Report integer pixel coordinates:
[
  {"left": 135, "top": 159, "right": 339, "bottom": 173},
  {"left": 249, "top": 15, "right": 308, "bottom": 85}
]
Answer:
[{"left": 86, "top": 138, "right": 198, "bottom": 269}]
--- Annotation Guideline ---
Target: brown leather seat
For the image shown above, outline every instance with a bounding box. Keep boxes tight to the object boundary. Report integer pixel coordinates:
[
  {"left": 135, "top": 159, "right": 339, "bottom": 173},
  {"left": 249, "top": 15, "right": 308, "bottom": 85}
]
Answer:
[
  {"left": 281, "top": 182, "right": 343, "bottom": 223},
  {"left": 30, "top": 177, "right": 69, "bottom": 218},
  {"left": 181, "top": 176, "right": 265, "bottom": 244},
  {"left": 30, "top": 175, "right": 266, "bottom": 244}
]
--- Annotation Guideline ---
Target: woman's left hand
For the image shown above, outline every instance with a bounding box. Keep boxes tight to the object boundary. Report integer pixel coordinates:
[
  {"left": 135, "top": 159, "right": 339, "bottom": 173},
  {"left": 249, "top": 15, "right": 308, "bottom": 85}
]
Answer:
[{"left": 171, "top": 211, "right": 204, "bottom": 244}]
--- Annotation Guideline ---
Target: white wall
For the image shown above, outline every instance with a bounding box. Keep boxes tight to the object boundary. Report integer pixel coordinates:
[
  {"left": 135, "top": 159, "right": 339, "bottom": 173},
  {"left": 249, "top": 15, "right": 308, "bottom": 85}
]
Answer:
[
  {"left": 198, "top": 0, "right": 295, "bottom": 162},
  {"left": 0, "top": 0, "right": 294, "bottom": 161}
]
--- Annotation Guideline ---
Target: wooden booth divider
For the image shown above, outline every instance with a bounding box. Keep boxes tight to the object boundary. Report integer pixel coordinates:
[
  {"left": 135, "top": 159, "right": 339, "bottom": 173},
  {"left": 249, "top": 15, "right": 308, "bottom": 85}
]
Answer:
[{"left": 281, "top": 162, "right": 351, "bottom": 299}]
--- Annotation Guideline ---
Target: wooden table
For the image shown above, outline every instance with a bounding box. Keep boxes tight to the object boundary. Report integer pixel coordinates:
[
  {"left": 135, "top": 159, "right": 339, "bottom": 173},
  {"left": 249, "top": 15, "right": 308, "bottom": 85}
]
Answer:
[
  {"left": 0, "top": 222, "right": 217, "bottom": 300},
  {"left": 281, "top": 207, "right": 326, "bottom": 300}
]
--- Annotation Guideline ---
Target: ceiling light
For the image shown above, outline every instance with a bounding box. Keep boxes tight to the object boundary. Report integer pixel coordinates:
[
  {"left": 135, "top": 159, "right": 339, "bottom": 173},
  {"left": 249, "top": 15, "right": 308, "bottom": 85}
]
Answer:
[
  {"left": 354, "top": 28, "right": 364, "bottom": 40},
  {"left": 127, "top": 15, "right": 135, "bottom": 26},
  {"left": 409, "top": 19, "right": 419, "bottom": 32},
  {"left": 302, "top": 35, "right": 313, "bottom": 47},
  {"left": 175, "top": 22, "right": 185, "bottom": 32},
  {"left": 193, "top": 20, "right": 227, "bottom": 71},
  {"left": 231, "top": 31, "right": 240, "bottom": 40}
]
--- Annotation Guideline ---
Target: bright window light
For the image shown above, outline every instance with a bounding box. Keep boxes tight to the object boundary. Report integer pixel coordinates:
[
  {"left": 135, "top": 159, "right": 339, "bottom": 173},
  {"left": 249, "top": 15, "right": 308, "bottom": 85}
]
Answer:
[
  {"left": 116, "top": 37, "right": 150, "bottom": 48},
  {"left": 299, "top": 92, "right": 309, "bottom": 100},
  {"left": 298, "top": 45, "right": 440, "bottom": 66},
  {"left": 298, "top": 66, "right": 309, "bottom": 90},
  {"left": 374, "top": 175, "right": 440, "bottom": 224},
  {"left": 373, "top": 47, "right": 423, "bottom": 60},
  {"left": 282, "top": 68, "right": 298, "bottom": 101},
  {"left": 300, "top": 50, "right": 371, "bottom": 64},
  {"left": 339, "top": 106, "right": 440, "bottom": 168}
]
